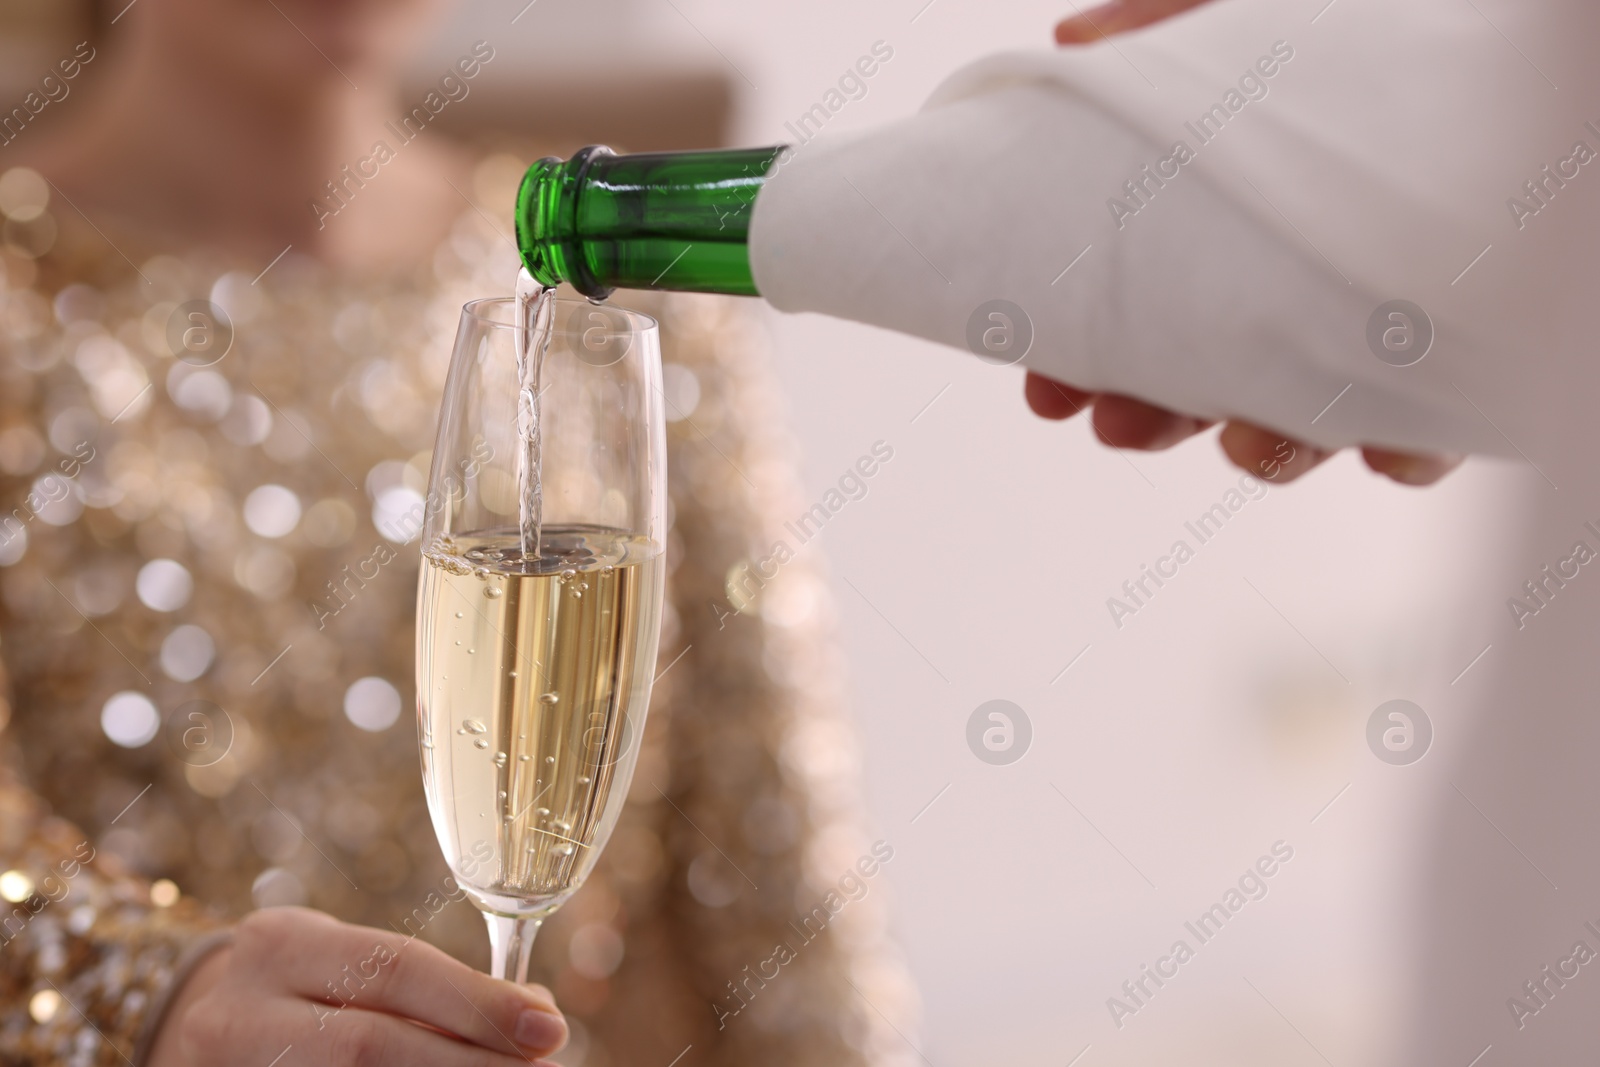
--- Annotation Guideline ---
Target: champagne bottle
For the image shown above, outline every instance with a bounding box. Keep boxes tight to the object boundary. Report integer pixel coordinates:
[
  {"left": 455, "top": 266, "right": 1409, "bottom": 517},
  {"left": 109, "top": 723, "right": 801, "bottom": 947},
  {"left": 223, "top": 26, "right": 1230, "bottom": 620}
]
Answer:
[{"left": 516, "top": 145, "right": 783, "bottom": 300}]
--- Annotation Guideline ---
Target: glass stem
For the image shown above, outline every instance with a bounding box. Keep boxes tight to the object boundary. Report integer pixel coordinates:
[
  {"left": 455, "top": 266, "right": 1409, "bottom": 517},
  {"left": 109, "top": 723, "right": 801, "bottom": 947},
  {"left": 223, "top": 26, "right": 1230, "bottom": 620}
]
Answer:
[{"left": 486, "top": 913, "right": 543, "bottom": 983}]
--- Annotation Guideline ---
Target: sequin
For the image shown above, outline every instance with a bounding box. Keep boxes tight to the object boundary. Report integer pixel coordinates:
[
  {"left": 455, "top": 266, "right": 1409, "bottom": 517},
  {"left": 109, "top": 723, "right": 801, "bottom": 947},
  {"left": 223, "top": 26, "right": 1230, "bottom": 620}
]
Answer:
[
  {"left": 241, "top": 484, "right": 301, "bottom": 538},
  {"left": 47, "top": 409, "right": 95, "bottom": 455},
  {"left": 0, "top": 870, "right": 34, "bottom": 902},
  {"left": 135, "top": 558, "right": 192, "bottom": 612},
  {"left": 100, "top": 691, "right": 159, "bottom": 748},
  {"left": 568, "top": 923, "right": 625, "bottom": 980},
  {"left": 661, "top": 362, "right": 701, "bottom": 421},
  {"left": 0, "top": 168, "right": 50, "bottom": 221},
  {"left": 71, "top": 564, "right": 125, "bottom": 617},
  {"left": 372, "top": 485, "right": 424, "bottom": 543},
  {"left": 29, "top": 473, "right": 84, "bottom": 526},
  {"left": 0, "top": 526, "right": 26, "bottom": 567},
  {"left": 27, "top": 988, "right": 60, "bottom": 1024},
  {"left": 685, "top": 852, "right": 740, "bottom": 908},
  {"left": 159, "top": 624, "right": 215, "bottom": 682},
  {"left": 169, "top": 368, "right": 233, "bottom": 421},
  {"left": 218, "top": 394, "right": 272, "bottom": 446},
  {"left": 343, "top": 676, "right": 401, "bottom": 732}
]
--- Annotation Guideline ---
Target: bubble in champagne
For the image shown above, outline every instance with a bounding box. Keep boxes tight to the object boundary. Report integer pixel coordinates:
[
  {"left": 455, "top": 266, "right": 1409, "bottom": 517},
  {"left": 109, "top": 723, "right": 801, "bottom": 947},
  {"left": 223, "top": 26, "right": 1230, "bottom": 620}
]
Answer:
[
  {"left": 494, "top": 751, "right": 508, "bottom": 766},
  {"left": 578, "top": 776, "right": 591, "bottom": 785},
  {"left": 519, "top": 754, "right": 530, "bottom": 762},
  {"left": 546, "top": 755, "right": 555, "bottom": 763},
  {"left": 474, "top": 738, "right": 490, "bottom": 749},
  {"left": 540, "top": 692, "right": 559, "bottom": 705},
  {"left": 536, "top": 807, "right": 550, "bottom": 816},
  {"left": 454, "top": 611, "right": 463, "bottom": 618},
  {"left": 463, "top": 719, "right": 487, "bottom": 734},
  {"left": 485, "top": 586, "right": 502, "bottom": 599}
]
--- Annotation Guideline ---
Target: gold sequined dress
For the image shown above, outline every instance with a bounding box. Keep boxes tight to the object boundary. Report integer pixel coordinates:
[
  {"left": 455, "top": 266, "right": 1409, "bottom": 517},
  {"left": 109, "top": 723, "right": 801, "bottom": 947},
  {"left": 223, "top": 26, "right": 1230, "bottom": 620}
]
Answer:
[{"left": 0, "top": 165, "right": 917, "bottom": 1067}]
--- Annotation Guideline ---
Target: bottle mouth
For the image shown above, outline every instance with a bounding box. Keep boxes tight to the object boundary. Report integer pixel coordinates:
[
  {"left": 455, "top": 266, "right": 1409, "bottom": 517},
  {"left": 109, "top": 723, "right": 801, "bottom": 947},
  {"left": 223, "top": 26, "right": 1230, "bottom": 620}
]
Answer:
[{"left": 515, "top": 145, "right": 616, "bottom": 301}]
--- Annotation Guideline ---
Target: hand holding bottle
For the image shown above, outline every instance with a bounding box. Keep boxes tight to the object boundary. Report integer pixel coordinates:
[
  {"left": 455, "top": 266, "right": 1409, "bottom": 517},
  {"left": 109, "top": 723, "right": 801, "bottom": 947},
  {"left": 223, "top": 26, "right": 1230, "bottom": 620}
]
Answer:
[
  {"left": 516, "top": 32, "right": 1470, "bottom": 484},
  {"left": 1029, "top": 3, "right": 1461, "bottom": 486},
  {"left": 147, "top": 908, "right": 568, "bottom": 1067}
]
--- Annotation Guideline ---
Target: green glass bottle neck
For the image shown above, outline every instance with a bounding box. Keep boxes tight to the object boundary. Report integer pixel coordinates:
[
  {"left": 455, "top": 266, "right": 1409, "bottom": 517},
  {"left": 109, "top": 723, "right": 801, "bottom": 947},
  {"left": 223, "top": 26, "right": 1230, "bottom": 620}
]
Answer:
[{"left": 515, "top": 145, "right": 785, "bottom": 300}]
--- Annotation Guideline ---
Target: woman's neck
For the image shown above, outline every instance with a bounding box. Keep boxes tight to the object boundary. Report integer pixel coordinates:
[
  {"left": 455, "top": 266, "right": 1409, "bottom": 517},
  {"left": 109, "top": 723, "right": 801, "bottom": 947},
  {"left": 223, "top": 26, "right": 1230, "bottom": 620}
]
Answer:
[{"left": 27, "top": 34, "right": 469, "bottom": 271}]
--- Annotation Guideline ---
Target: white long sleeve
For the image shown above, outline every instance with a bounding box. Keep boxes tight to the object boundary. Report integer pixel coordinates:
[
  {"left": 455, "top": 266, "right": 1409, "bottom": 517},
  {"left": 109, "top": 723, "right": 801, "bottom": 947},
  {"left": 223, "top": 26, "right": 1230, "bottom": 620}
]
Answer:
[{"left": 750, "top": 0, "right": 1599, "bottom": 463}]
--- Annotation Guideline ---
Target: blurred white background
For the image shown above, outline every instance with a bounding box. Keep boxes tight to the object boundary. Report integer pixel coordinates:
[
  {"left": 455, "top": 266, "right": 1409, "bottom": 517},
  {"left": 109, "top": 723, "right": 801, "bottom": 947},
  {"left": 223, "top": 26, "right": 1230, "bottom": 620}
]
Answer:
[{"left": 417, "top": 2, "right": 1534, "bottom": 1063}]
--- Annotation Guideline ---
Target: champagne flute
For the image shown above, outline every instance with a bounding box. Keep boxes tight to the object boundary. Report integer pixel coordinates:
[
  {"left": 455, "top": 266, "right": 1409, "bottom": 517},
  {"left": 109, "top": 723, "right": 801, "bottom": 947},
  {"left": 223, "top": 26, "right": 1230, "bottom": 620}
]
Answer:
[{"left": 416, "top": 295, "right": 665, "bottom": 983}]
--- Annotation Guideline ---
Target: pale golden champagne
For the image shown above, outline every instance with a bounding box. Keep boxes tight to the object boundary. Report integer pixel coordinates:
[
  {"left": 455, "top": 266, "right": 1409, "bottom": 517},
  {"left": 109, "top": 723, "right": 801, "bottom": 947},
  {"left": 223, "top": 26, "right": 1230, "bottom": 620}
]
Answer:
[{"left": 416, "top": 525, "right": 663, "bottom": 918}]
